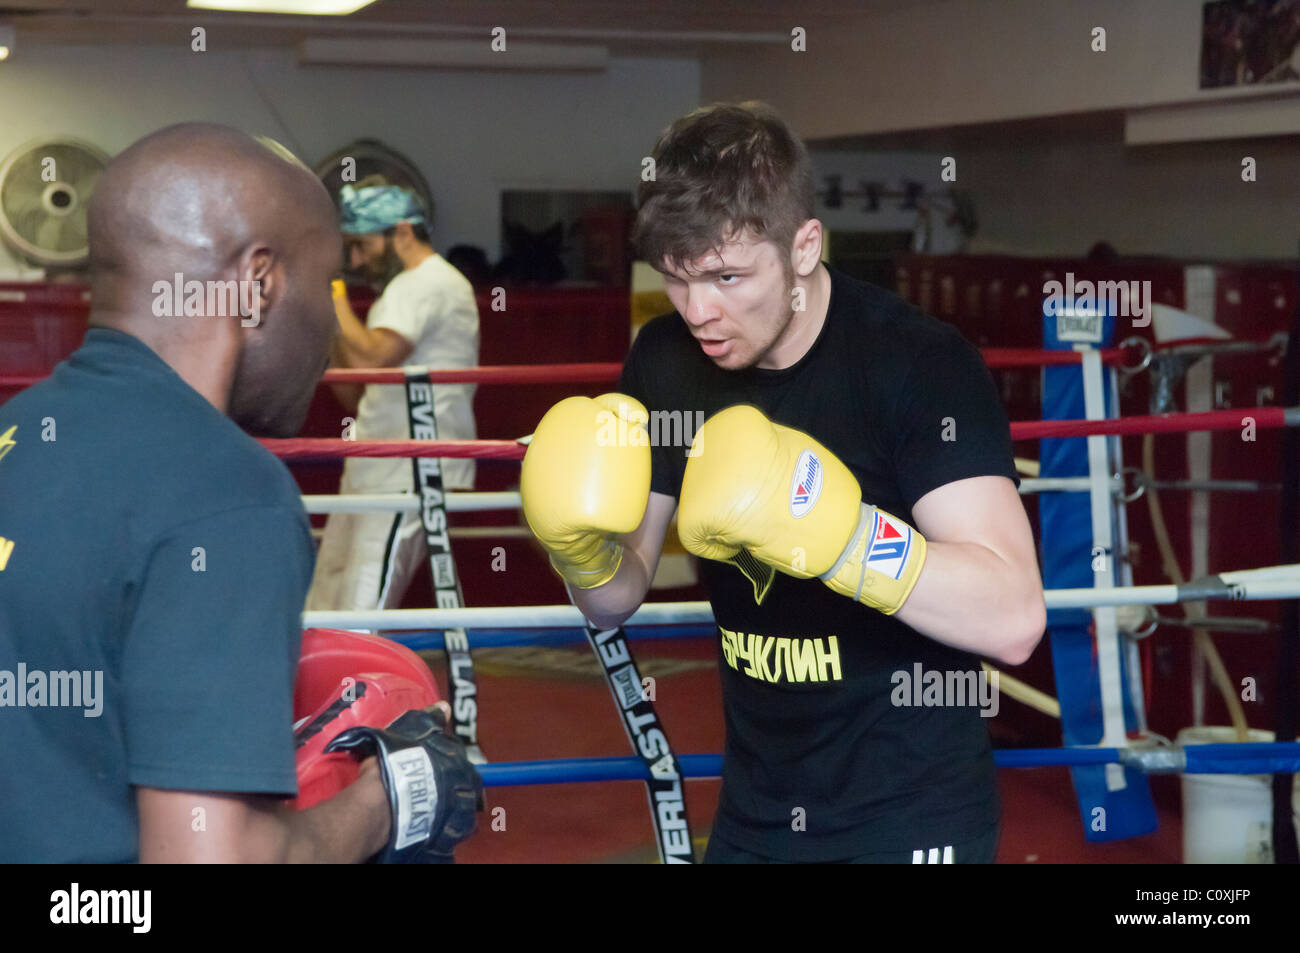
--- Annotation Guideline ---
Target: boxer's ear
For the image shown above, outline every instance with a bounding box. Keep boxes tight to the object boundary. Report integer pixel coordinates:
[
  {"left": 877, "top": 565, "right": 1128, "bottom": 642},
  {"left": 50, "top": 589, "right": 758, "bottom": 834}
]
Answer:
[
  {"left": 236, "top": 244, "right": 276, "bottom": 322},
  {"left": 791, "top": 219, "right": 824, "bottom": 278}
]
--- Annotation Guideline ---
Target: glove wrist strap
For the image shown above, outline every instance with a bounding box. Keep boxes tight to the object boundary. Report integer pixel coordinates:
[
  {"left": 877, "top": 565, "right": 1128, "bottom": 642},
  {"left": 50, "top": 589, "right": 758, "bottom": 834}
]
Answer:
[
  {"left": 552, "top": 539, "right": 624, "bottom": 589},
  {"left": 820, "top": 503, "right": 927, "bottom": 615}
]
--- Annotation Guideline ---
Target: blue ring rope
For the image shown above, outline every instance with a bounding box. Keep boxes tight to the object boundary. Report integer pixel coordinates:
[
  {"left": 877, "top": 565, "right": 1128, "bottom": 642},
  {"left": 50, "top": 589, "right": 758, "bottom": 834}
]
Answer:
[
  {"left": 380, "top": 627, "right": 1300, "bottom": 780},
  {"left": 476, "top": 743, "right": 1300, "bottom": 786}
]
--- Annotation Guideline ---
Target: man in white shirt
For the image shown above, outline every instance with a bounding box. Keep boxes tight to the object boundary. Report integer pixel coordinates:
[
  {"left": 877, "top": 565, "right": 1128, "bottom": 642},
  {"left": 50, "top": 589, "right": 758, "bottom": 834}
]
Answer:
[{"left": 307, "top": 184, "right": 481, "bottom": 611}]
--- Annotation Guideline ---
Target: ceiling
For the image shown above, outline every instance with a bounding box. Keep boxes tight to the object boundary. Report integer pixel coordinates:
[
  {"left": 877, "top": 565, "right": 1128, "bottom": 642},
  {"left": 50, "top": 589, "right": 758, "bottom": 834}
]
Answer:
[{"left": 0, "top": 1, "right": 939, "bottom": 55}]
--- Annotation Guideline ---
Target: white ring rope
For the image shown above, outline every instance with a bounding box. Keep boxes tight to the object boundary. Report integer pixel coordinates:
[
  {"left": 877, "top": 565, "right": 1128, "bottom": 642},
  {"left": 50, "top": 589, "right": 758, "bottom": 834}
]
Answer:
[
  {"left": 299, "top": 481, "right": 1127, "bottom": 512},
  {"left": 299, "top": 475, "right": 1271, "bottom": 514},
  {"left": 304, "top": 601, "right": 714, "bottom": 630},
  {"left": 301, "top": 563, "right": 1300, "bottom": 630},
  {"left": 302, "top": 491, "right": 522, "bottom": 514}
]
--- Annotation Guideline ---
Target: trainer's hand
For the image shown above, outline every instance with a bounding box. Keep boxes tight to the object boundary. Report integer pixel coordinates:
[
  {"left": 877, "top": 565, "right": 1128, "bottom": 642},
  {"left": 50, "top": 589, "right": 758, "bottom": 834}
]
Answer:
[
  {"left": 678, "top": 405, "right": 926, "bottom": 614},
  {"left": 521, "top": 393, "right": 651, "bottom": 589},
  {"left": 324, "top": 706, "right": 483, "bottom": 864}
]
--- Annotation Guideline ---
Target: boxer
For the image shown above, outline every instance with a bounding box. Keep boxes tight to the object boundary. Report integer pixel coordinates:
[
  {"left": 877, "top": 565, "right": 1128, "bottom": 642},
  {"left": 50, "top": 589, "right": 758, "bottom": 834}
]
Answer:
[{"left": 522, "top": 102, "right": 1045, "bottom": 864}]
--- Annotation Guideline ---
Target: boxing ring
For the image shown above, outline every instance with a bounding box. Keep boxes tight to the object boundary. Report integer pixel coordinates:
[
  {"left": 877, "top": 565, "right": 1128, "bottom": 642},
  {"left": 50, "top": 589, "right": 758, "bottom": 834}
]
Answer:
[{"left": 263, "top": 330, "right": 1300, "bottom": 862}]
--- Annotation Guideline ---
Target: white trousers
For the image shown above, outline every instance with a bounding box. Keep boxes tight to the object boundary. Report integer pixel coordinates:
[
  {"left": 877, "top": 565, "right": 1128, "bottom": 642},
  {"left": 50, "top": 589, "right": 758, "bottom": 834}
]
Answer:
[{"left": 305, "top": 457, "right": 471, "bottom": 612}]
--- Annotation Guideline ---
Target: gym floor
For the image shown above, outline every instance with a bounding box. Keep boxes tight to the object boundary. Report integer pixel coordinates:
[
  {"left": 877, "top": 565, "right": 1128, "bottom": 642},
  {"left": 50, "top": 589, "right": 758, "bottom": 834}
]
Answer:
[{"left": 445, "top": 638, "right": 1185, "bottom": 864}]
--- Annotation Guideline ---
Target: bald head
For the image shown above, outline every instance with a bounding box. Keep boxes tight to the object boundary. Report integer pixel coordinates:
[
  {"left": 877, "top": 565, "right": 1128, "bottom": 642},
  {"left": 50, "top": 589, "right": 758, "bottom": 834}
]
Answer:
[
  {"left": 87, "top": 123, "right": 343, "bottom": 437},
  {"left": 89, "top": 123, "right": 333, "bottom": 291}
]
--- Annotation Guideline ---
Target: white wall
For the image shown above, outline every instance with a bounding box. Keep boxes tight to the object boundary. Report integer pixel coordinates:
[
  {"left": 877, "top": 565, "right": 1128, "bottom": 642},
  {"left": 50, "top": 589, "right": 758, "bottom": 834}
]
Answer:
[
  {"left": 701, "top": 0, "right": 1275, "bottom": 139},
  {"left": 809, "top": 128, "right": 1300, "bottom": 262},
  {"left": 3, "top": 11, "right": 1297, "bottom": 278},
  {"left": 0, "top": 43, "right": 700, "bottom": 276},
  {"left": 956, "top": 128, "right": 1300, "bottom": 261},
  {"left": 698, "top": 0, "right": 1300, "bottom": 262}
]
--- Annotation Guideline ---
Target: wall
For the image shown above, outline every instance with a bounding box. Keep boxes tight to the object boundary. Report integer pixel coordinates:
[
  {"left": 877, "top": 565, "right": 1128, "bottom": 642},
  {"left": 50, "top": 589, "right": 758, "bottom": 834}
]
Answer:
[
  {"left": 957, "top": 125, "right": 1300, "bottom": 261},
  {"left": 5, "top": 9, "right": 1297, "bottom": 279},
  {"left": 812, "top": 149, "right": 963, "bottom": 254},
  {"left": 698, "top": 0, "right": 1300, "bottom": 261},
  {"left": 0, "top": 43, "right": 699, "bottom": 276},
  {"left": 700, "top": 0, "right": 1295, "bottom": 139}
]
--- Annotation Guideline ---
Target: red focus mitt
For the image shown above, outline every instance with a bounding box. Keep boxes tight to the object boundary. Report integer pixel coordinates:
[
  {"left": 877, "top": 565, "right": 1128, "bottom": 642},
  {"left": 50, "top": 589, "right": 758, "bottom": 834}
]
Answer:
[{"left": 290, "top": 628, "right": 442, "bottom": 811}]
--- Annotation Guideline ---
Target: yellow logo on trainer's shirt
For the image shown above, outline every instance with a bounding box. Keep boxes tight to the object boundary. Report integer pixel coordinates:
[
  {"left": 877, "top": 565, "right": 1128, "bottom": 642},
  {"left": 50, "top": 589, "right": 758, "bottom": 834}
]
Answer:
[
  {"left": 1, "top": 427, "right": 20, "bottom": 570},
  {"left": 719, "top": 625, "right": 842, "bottom": 684}
]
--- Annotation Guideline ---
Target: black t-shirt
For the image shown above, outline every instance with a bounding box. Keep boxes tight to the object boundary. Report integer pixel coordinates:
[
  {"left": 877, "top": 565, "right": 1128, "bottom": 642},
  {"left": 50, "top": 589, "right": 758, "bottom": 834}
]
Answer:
[
  {"left": 0, "top": 328, "right": 312, "bottom": 862},
  {"left": 619, "top": 265, "right": 1019, "bottom": 861}
]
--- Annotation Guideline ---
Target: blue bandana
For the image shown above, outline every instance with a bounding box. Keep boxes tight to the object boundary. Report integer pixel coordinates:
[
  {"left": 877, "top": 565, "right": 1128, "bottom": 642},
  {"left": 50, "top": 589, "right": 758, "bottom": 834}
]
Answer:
[{"left": 338, "top": 184, "right": 426, "bottom": 235}]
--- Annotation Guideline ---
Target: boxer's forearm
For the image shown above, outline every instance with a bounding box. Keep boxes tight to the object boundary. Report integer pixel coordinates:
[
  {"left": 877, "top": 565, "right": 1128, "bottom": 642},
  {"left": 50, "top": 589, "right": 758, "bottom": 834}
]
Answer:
[
  {"left": 333, "top": 297, "right": 383, "bottom": 367},
  {"left": 892, "top": 540, "right": 1045, "bottom": 666},
  {"left": 567, "top": 544, "right": 655, "bottom": 631},
  {"left": 329, "top": 381, "right": 363, "bottom": 415},
  {"left": 327, "top": 335, "right": 364, "bottom": 412}
]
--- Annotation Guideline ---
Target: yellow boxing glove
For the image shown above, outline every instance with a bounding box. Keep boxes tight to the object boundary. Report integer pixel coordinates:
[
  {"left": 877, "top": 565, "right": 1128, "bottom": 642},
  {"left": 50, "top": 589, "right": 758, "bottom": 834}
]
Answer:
[
  {"left": 521, "top": 394, "right": 651, "bottom": 589},
  {"left": 678, "top": 405, "right": 926, "bottom": 614}
]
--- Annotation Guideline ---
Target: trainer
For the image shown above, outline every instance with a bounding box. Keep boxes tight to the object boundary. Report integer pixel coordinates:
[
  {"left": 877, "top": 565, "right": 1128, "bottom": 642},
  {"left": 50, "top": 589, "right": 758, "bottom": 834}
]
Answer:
[
  {"left": 0, "top": 124, "right": 478, "bottom": 863},
  {"left": 521, "top": 102, "right": 1046, "bottom": 864}
]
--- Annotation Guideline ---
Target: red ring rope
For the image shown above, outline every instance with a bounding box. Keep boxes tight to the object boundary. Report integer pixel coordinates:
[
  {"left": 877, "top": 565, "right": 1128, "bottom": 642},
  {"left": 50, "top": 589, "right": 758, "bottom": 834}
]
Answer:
[
  {"left": 2, "top": 333, "right": 1286, "bottom": 391},
  {"left": 261, "top": 406, "right": 1295, "bottom": 460},
  {"left": 1010, "top": 406, "right": 1289, "bottom": 440},
  {"left": 0, "top": 347, "right": 1149, "bottom": 391},
  {"left": 981, "top": 347, "right": 1126, "bottom": 368},
  {"left": 262, "top": 438, "right": 527, "bottom": 461},
  {"left": 321, "top": 363, "right": 624, "bottom": 385}
]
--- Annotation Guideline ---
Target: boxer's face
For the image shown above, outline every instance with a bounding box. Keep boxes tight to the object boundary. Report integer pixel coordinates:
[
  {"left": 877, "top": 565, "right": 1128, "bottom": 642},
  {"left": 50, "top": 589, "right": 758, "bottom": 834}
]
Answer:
[
  {"left": 659, "top": 231, "right": 799, "bottom": 371},
  {"left": 347, "top": 232, "right": 397, "bottom": 285},
  {"left": 228, "top": 227, "right": 341, "bottom": 437}
]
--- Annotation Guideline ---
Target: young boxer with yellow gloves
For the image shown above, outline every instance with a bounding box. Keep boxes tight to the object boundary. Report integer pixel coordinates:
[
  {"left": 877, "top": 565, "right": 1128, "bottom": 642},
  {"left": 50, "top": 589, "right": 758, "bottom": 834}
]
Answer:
[{"left": 521, "top": 103, "right": 1044, "bottom": 864}]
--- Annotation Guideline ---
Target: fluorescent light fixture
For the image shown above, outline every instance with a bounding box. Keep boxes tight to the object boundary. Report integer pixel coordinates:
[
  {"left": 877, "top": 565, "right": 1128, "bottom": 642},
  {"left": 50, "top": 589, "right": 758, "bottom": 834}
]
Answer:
[
  {"left": 299, "top": 38, "right": 609, "bottom": 71},
  {"left": 187, "top": 0, "right": 378, "bottom": 13},
  {"left": 0, "top": 25, "right": 13, "bottom": 61}
]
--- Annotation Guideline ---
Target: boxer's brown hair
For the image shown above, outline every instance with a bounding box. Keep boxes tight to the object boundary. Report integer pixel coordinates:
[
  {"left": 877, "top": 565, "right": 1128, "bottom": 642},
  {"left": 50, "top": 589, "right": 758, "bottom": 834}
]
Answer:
[{"left": 634, "top": 101, "right": 815, "bottom": 274}]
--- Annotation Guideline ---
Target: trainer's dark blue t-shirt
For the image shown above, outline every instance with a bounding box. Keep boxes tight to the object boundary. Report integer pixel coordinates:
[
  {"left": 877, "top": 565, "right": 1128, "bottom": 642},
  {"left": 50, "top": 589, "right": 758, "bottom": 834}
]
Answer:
[{"left": 0, "top": 328, "right": 312, "bottom": 862}]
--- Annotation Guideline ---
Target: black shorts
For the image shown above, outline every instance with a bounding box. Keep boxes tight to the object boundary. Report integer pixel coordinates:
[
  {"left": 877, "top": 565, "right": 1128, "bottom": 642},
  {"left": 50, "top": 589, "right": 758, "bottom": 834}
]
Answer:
[{"left": 703, "top": 822, "right": 1000, "bottom": 864}]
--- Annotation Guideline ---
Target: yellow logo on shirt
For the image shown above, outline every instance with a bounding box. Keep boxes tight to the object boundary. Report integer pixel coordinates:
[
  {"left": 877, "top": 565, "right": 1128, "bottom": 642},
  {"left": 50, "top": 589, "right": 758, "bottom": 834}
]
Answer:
[
  {"left": 719, "top": 626, "right": 842, "bottom": 684},
  {"left": 0, "top": 425, "right": 15, "bottom": 462},
  {"left": 0, "top": 537, "right": 14, "bottom": 571}
]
